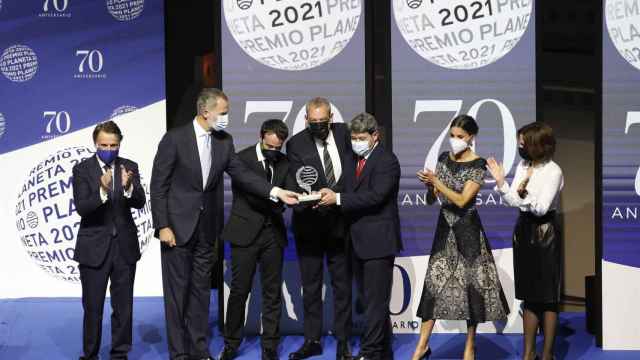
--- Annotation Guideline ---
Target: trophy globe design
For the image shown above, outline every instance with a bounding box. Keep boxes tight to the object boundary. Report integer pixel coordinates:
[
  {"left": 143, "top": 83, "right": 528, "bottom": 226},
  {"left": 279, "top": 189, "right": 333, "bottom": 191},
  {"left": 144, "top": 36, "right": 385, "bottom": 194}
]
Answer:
[{"left": 295, "top": 166, "right": 322, "bottom": 203}]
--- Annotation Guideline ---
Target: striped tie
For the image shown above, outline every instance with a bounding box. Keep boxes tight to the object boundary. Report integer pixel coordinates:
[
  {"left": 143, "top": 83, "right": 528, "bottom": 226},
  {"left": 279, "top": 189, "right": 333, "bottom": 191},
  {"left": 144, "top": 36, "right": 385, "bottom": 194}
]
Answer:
[{"left": 323, "top": 141, "right": 335, "bottom": 187}]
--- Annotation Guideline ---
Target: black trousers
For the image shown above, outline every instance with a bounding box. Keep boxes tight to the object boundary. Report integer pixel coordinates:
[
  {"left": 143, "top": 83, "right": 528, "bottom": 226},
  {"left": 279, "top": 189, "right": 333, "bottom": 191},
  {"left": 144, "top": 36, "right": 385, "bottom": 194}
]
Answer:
[
  {"left": 354, "top": 255, "right": 395, "bottom": 360},
  {"left": 296, "top": 236, "right": 352, "bottom": 341},
  {"left": 224, "top": 225, "right": 284, "bottom": 350},
  {"left": 79, "top": 237, "right": 136, "bottom": 360},
  {"left": 161, "top": 217, "right": 215, "bottom": 360}
]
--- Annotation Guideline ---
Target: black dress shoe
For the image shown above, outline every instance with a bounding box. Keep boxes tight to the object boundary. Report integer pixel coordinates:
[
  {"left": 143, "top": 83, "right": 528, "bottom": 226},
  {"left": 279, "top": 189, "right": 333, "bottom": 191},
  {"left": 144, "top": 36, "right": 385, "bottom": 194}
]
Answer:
[
  {"left": 336, "top": 341, "right": 353, "bottom": 360},
  {"left": 217, "top": 345, "right": 237, "bottom": 360},
  {"left": 262, "top": 348, "right": 279, "bottom": 360},
  {"left": 289, "top": 340, "right": 323, "bottom": 359}
]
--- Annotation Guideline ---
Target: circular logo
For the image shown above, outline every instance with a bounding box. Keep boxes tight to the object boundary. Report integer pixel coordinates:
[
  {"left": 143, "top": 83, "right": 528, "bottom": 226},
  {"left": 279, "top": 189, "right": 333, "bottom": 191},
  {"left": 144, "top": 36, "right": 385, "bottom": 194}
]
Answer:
[
  {"left": 393, "top": 0, "right": 533, "bottom": 70},
  {"left": 406, "top": 0, "right": 422, "bottom": 10},
  {"left": 237, "top": 0, "right": 253, "bottom": 10},
  {"left": 0, "top": 45, "right": 39, "bottom": 82},
  {"left": 110, "top": 105, "right": 138, "bottom": 119},
  {"left": 26, "top": 211, "right": 39, "bottom": 228},
  {"left": 606, "top": 0, "right": 640, "bottom": 71},
  {"left": 106, "top": 0, "right": 144, "bottom": 21},
  {"left": 15, "top": 147, "right": 154, "bottom": 283},
  {"left": 223, "top": 0, "right": 362, "bottom": 71},
  {"left": 0, "top": 112, "right": 5, "bottom": 139}
]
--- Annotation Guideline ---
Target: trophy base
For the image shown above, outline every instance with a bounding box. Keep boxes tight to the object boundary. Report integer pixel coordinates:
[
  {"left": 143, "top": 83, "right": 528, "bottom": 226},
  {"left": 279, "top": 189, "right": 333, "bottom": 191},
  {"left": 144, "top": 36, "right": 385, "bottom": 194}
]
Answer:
[{"left": 298, "top": 193, "right": 321, "bottom": 203}]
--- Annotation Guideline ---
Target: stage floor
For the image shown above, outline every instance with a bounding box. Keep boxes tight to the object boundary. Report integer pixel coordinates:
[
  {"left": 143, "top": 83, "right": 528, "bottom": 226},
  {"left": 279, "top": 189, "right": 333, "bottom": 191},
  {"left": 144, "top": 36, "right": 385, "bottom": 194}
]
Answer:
[{"left": 0, "top": 293, "right": 637, "bottom": 359}]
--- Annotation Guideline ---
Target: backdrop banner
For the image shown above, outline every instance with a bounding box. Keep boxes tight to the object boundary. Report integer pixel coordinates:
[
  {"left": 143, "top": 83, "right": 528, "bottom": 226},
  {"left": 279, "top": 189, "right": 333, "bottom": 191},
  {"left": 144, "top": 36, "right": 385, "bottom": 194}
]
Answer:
[
  {"left": 602, "top": 0, "right": 640, "bottom": 349},
  {"left": 390, "top": 0, "right": 537, "bottom": 333},
  {"left": 0, "top": 0, "right": 166, "bottom": 298}
]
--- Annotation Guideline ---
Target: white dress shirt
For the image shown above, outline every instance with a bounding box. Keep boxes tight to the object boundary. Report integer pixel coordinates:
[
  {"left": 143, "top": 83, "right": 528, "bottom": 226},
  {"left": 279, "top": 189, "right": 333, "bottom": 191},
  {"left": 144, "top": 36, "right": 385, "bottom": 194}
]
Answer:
[
  {"left": 495, "top": 159, "right": 564, "bottom": 216},
  {"left": 193, "top": 118, "right": 282, "bottom": 202},
  {"left": 97, "top": 155, "right": 133, "bottom": 203},
  {"left": 314, "top": 129, "right": 342, "bottom": 182},
  {"left": 255, "top": 143, "right": 274, "bottom": 184},
  {"left": 193, "top": 118, "right": 213, "bottom": 189}
]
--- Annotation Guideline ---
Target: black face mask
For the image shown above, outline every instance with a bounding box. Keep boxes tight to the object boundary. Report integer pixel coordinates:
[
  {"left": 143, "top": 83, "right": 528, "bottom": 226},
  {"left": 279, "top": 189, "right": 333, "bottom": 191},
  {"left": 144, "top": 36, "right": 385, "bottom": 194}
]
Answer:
[
  {"left": 518, "top": 146, "right": 532, "bottom": 161},
  {"left": 308, "top": 121, "right": 330, "bottom": 140},
  {"left": 262, "top": 148, "right": 283, "bottom": 163}
]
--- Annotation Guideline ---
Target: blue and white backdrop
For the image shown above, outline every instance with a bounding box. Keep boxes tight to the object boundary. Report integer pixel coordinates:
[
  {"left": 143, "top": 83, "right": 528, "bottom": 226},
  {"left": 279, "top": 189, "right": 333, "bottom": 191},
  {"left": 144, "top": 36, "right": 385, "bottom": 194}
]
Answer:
[
  {"left": 602, "top": 0, "right": 640, "bottom": 350},
  {"left": 0, "top": 0, "right": 166, "bottom": 298}
]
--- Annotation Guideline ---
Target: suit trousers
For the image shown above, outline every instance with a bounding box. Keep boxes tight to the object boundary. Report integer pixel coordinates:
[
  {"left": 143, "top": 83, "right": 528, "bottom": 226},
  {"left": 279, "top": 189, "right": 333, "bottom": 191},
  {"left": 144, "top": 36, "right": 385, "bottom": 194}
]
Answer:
[
  {"left": 79, "top": 236, "right": 136, "bottom": 360},
  {"left": 354, "top": 255, "right": 395, "bottom": 360},
  {"left": 224, "top": 225, "right": 284, "bottom": 351},
  {"left": 296, "top": 235, "right": 352, "bottom": 341},
  {"left": 161, "top": 215, "right": 215, "bottom": 360}
]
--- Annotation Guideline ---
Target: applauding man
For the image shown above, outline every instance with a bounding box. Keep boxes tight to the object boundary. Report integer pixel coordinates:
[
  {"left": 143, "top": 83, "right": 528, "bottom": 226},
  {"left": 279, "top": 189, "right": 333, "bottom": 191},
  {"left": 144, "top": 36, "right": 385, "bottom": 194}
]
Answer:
[{"left": 73, "top": 121, "right": 146, "bottom": 360}]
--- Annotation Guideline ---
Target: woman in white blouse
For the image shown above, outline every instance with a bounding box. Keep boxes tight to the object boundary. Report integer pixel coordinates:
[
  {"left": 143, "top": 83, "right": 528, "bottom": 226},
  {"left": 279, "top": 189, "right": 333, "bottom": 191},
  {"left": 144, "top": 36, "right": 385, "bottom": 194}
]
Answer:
[{"left": 486, "top": 122, "right": 564, "bottom": 360}]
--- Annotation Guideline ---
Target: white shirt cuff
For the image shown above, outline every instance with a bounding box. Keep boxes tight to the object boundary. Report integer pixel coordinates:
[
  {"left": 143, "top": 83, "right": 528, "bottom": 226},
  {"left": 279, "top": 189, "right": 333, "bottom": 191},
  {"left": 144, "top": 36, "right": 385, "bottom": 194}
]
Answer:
[
  {"left": 123, "top": 185, "right": 133, "bottom": 198},
  {"left": 495, "top": 181, "right": 509, "bottom": 194},
  {"left": 269, "top": 186, "right": 280, "bottom": 203},
  {"left": 100, "top": 187, "right": 108, "bottom": 203},
  {"left": 336, "top": 193, "right": 341, "bottom": 206}
]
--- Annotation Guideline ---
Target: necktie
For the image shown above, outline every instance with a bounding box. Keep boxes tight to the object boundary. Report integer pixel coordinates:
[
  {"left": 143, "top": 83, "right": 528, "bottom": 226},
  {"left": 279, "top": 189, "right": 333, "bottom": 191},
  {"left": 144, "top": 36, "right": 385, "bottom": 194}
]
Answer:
[
  {"left": 356, "top": 158, "right": 366, "bottom": 179},
  {"left": 200, "top": 133, "right": 212, "bottom": 189},
  {"left": 264, "top": 160, "right": 273, "bottom": 184},
  {"left": 323, "top": 141, "right": 335, "bottom": 187},
  {"left": 103, "top": 164, "right": 117, "bottom": 237},
  {"left": 103, "top": 164, "right": 114, "bottom": 192}
]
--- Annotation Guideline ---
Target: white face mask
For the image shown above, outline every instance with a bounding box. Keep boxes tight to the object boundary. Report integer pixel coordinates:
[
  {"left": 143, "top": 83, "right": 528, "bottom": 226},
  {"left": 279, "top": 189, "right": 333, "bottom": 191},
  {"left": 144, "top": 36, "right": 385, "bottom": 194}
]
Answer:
[
  {"left": 351, "top": 140, "right": 371, "bottom": 157},
  {"left": 210, "top": 113, "right": 229, "bottom": 132},
  {"left": 449, "top": 137, "right": 469, "bottom": 155}
]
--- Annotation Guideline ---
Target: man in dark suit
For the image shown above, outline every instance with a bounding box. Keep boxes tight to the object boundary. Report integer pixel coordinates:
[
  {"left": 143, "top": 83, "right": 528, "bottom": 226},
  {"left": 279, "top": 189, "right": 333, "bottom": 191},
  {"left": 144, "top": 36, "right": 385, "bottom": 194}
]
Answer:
[
  {"left": 217, "top": 119, "right": 290, "bottom": 360},
  {"left": 151, "top": 88, "right": 298, "bottom": 360},
  {"left": 319, "top": 113, "right": 402, "bottom": 360},
  {"left": 286, "top": 97, "right": 354, "bottom": 360},
  {"left": 72, "top": 121, "right": 146, "bottom": 360}
]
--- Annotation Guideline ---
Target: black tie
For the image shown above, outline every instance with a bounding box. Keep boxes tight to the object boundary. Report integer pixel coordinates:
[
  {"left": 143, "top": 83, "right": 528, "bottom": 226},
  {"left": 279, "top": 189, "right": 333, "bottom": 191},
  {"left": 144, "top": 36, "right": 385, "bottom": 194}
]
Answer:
[
  {"left": 264, "top": 160, "right": 273, "bottom": 184},
  {"left": 323, "top": 141, "right": 335, "bottom": 187},
  {"left": 103, "top": 165, "right": 113, "bottom": 192},
  {"left": 103, "top": 164, "right": 117, "bottom": 237}
]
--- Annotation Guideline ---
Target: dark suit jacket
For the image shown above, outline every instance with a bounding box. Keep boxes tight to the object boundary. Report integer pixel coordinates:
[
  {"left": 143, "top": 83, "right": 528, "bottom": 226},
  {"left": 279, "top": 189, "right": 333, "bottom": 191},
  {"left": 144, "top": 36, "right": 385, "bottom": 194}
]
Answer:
[
  {"left": 220, "top": 145, "right": 288, "bottom": 248},
  {"left": 150, "top": 122, "right": 274, "bottom": 246},
  {"left": 72, "top": 156, "right": 146, "bottom": 267},
  {"left": 340, "top": 144, "right": 403, "bottom": 260},
  {"left": 286, "top": 123, "right": 354, "bottom": 242}
]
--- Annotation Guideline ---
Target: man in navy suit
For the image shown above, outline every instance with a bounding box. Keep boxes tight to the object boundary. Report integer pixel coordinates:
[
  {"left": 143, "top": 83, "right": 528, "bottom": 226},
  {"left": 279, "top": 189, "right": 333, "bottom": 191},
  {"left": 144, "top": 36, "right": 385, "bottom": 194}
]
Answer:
[
  {"left": 72, "top": 121, "right": 146, "bottom": 360},
  {"left": 151, "top": 88, "right": 298, "bottom": 360},
  {"left": 319, "top": 113, "right": 403, "bottom": 360}
]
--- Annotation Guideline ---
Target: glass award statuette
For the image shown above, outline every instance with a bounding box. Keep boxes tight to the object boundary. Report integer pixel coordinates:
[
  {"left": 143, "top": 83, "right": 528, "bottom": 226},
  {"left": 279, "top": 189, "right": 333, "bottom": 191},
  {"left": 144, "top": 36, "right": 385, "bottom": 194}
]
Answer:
[{"left": 296, "top": 166, "right": 322, "bottom": 203}]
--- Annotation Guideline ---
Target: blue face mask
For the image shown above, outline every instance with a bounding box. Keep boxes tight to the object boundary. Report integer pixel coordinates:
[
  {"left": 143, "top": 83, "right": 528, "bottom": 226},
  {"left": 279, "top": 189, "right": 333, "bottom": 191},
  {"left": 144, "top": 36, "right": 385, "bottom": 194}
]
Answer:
[{"left": 97, "top": 148, "right": 118, "bottom": 165}]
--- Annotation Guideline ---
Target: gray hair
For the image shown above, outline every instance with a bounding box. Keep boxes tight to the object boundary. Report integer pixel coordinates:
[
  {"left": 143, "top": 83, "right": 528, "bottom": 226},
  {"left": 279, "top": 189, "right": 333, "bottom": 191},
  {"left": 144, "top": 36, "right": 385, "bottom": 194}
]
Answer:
[
  {"left": 196, "top": 88, "right": 228, "bottom": 116},
  {"left": 305, "top": 97, "right": 331, "bottom": 115},
  {"left": 349, "top": 112, "right": 379, "bottom": 134}
]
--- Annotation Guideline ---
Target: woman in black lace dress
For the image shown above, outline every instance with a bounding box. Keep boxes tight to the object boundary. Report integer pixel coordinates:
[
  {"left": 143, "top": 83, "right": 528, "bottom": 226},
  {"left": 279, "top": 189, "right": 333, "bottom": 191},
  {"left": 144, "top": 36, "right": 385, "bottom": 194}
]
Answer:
[{"left": 411, "top": 115, "right": 510, "bottom": 360}]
